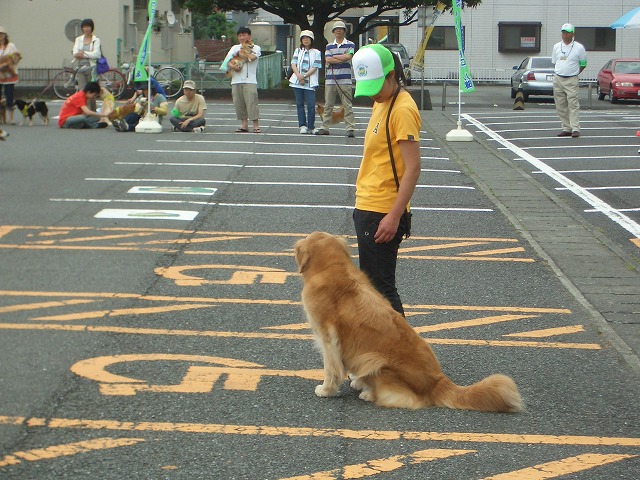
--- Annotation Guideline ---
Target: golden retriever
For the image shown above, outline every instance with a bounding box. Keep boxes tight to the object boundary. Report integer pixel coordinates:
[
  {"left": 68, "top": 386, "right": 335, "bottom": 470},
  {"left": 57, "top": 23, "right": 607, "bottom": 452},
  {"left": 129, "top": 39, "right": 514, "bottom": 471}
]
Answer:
[
  {"left": 294, "top": 232, "right": 523, "bottom": 412},
  {"left": 316, "top": 103, "right": 344, "bottom": 124}
]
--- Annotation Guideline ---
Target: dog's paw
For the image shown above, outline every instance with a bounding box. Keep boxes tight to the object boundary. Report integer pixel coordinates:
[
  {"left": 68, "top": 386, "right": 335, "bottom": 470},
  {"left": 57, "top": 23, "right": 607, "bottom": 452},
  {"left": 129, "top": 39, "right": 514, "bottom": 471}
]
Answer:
[
  {"left": 359, "top": 389, "right": 375, "bottom": 402},
  {"left": 315, "top": 384, "right": 338, "bottom": 398},
  {"left": 348, "top": 375, "right": 365, "bottom": 391}
]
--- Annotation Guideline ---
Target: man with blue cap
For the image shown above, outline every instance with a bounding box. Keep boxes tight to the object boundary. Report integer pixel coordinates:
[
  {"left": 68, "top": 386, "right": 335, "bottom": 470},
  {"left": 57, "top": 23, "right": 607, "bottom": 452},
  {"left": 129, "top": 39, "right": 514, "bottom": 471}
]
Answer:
[{"left": 351, "top": 43, "right": 421, "bottom": 316}]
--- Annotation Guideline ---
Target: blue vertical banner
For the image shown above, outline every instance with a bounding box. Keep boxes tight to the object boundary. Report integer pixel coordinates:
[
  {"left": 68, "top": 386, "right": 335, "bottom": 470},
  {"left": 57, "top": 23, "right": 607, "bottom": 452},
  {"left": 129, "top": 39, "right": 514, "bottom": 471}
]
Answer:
[
  {"left": 133, "top": 0, "right": 157, "bottom": 82},
  {"left": 453, "top": 0, "right": 475, "bottom": 93}
]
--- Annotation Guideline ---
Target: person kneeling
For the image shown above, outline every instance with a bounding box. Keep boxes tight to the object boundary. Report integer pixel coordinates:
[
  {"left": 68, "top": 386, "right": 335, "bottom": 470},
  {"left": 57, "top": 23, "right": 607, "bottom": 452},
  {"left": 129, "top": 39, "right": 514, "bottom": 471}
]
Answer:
[
  {"left": 58, "top": 82, "right": 107, "bottom": 129},
  {"left": 169, "top": 80, "right": 206, "bottom": 133}
]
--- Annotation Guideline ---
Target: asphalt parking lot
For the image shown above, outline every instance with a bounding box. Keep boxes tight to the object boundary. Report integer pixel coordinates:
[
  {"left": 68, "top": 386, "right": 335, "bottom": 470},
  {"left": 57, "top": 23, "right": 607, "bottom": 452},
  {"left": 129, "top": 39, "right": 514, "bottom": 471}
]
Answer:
[{"left": 0, "top": 87, "right": 639, "bottom": 479}]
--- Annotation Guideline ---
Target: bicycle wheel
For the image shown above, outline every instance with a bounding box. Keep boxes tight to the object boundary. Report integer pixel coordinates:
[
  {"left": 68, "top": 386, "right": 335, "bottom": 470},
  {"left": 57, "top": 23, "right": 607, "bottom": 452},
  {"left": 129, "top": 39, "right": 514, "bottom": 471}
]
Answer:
[
  {"left": 97, "top": 69, "right": 127, "bottom": 99},
  {"left": 52, "top": 70, "right": 77, "bottom": 99},
  {"left": 154, "top": 66, "right": 184, "bottom": 98}
]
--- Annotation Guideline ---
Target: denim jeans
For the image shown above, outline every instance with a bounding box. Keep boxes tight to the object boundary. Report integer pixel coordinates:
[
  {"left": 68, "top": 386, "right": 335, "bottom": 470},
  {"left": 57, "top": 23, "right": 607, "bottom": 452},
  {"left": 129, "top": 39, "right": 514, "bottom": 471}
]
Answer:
[
  {"left": 353, "top": 209, "right": 408, "bottom": 316},
  {"left": 62, "top": 114, "right": 100, "bottom": 129},
  {"left": 293, "top": 87, "right": 316, "bottom": 130}
]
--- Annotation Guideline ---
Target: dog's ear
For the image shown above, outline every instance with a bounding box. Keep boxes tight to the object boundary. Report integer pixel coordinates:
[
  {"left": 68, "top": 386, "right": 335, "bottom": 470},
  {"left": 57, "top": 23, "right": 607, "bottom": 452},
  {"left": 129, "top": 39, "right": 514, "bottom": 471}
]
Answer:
[{"left": 293, "top": 240, "right": 310, "bottom": 274}]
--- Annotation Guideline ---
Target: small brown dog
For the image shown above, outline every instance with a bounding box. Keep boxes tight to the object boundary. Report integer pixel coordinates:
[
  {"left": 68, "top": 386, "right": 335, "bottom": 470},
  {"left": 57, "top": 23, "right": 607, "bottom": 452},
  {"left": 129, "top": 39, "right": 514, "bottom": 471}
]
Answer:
[
  {"left": 225, "top": 41, "right": 255, "bottom": 78},
  {"left": 294, "top": 232, "right": 523, "bottom": 413},
  {"left": 0, "top": 129, "right": 8, "bottom": 141},
  {"left": 107, "top": 101, "right": 146, "bottom": 121},
  {"left": 316, "top": 104, "right": 344, "bottom": 124}
]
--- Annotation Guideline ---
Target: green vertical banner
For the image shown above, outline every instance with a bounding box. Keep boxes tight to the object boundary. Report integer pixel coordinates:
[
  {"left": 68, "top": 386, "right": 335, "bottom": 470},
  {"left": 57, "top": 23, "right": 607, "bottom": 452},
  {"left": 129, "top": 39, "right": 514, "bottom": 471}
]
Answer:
[
  {"left": 453, "top": 0, "right": 475, "bottom": 93},
  {"left": 133, "top": 0, "right": 157, "bottom": 82}
]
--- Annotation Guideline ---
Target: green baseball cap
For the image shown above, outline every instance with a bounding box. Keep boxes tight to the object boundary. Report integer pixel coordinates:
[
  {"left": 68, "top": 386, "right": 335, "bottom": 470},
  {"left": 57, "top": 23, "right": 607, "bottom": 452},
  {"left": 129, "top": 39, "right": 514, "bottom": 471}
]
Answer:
[
  {"left": 561, "top": 23, "right": 574, "bottom": 33},
  {"left": 352, "top": 44, "right": 395, "bottom": 97}
]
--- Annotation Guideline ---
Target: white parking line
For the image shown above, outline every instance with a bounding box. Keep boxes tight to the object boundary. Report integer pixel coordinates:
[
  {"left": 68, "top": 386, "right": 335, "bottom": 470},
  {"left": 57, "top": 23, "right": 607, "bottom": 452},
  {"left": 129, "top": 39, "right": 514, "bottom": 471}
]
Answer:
[
  {"left": 462, "top": 113, "right": 640, "bottom": 238},
  {"left": 84, "top": 177, "right": 474, "bottom": 190},
  {"left": 115, "top": 162, "right": 461, "bottom": 174},
  {"left": 50, "top": 198, "right": 492, "bottom": 212}
]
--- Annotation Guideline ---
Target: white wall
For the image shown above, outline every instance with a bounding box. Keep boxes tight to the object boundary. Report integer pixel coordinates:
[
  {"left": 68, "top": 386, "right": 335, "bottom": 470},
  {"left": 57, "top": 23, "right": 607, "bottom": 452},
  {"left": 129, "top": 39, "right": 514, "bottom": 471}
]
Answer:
[
  {"left": 398, "top": 0, "right": 640, "bottom": 81},
  {"left": 0, "top": 0, "right": 194, "bottom": 68}
]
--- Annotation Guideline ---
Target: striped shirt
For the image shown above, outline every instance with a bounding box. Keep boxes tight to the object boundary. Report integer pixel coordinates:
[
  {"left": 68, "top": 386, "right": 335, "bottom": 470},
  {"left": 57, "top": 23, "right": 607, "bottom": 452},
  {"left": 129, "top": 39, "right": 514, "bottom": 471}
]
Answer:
[{"left": 325, "top": 39, "right": 355, "bottom": 86}]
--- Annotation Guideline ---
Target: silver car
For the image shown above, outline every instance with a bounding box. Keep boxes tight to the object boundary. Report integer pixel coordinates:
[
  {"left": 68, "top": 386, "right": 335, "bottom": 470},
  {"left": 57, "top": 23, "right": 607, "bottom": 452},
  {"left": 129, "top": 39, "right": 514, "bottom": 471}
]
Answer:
[{"left": 510, "top": 56, "right": 555, "bottom": 100}]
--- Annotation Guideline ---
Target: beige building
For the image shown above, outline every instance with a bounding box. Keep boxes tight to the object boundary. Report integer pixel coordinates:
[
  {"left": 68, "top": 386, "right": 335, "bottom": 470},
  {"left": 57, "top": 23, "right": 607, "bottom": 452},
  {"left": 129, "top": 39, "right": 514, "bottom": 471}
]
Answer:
[{"left": 0, "top": 0, "right": 195, "bottom": 68}]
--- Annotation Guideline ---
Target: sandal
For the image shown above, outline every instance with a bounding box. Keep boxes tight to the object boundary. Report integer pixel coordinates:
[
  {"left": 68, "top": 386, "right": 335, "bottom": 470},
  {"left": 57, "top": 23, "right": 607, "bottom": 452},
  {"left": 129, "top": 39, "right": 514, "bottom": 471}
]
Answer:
[
  {"left": 235, "top": 127, "right": 249, "bottom": 133},
  {"left": 253, "top": 128, "right": 261, "bottom": 133}
]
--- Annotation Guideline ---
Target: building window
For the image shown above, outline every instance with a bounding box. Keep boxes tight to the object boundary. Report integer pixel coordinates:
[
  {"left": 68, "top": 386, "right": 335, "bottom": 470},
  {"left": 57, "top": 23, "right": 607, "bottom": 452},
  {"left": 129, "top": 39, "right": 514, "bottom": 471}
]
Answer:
[
  {"left": 575, "top": 27, "right": 616, "bottom": 51},
  {"left": 426, "top": 26, "right": 459, "bottom": 50},
  {"left": 498, "top": 22, "right": 541, "bottom": 53}
]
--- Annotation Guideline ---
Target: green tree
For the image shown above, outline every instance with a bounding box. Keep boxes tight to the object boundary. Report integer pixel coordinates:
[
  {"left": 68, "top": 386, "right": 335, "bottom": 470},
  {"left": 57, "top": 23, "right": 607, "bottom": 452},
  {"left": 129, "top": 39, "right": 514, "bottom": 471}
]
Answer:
[
  {"left": 192, "top": 10, "right": 237, "bottom": 40},
  {"left": 178, "top": 1, "right": 482, "bottom": 51}
]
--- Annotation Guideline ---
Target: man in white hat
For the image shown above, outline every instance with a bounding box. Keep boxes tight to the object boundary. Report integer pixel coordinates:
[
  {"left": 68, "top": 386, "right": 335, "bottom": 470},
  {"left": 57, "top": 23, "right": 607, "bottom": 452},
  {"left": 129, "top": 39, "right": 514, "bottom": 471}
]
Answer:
[
  {"left": 315, "top": 20, "right": 356, "bottom": 137},
  {"left": 551, "top": 23, "right": 587, "bottom": 138}
]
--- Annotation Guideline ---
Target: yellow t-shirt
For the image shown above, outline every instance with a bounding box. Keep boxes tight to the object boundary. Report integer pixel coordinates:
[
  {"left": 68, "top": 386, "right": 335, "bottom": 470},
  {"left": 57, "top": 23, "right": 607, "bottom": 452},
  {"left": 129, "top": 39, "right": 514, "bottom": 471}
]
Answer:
[{"left": 355, "top": 90, "right": 421, "bottom": 213}]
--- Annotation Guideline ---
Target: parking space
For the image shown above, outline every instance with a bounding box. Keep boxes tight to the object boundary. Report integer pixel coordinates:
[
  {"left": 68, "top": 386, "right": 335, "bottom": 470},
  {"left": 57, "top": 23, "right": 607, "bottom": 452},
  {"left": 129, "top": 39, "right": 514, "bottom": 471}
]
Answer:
[
  {"left": 0, "top": 101, "right": 639, "bottom": 478},
  {"left": 463, "top": 109, "right": 640, "bottom": 257}
]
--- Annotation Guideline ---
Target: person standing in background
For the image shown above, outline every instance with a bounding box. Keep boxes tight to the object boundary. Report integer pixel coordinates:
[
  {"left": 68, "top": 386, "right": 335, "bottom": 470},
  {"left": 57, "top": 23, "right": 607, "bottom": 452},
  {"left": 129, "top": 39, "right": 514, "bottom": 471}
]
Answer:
[
  {"left": 223, "top": 27, "right": 262, "bottom": 133},
  {"left": 315, "top": 20, "right": 356, "bottom": 137},
  {"left": 72, "top": 19, "right": 102, "bottom": 91},
  {"left": 551, "top": 23, "right": 587, "bottom": 138},
  {"left": 0, "top": 26, "right": 20, "bottom": 124},
  {"left": 289, "top": 30, "right": 322, "bottom": 134}
]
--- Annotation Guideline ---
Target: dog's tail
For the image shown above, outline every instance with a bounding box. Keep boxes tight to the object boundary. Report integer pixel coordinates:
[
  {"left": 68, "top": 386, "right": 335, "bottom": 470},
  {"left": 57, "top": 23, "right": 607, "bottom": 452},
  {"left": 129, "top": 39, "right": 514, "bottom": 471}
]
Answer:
[{"left": 431, "top": 374, "right": 523, "bottom": 413}]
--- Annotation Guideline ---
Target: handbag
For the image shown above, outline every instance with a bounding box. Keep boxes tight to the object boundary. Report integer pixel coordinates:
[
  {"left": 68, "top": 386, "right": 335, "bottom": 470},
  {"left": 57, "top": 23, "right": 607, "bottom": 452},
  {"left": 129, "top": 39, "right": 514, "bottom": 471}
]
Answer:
[{"left": 96, "top": 55, "right": 110, "bottom": 75}]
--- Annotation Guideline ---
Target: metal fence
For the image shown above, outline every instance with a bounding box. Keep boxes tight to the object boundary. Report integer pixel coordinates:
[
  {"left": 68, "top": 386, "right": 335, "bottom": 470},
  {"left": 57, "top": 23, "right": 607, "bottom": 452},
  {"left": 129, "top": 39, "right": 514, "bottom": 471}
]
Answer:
[{"left": 16, "top": 52, "right": 285, "bottom": 94}]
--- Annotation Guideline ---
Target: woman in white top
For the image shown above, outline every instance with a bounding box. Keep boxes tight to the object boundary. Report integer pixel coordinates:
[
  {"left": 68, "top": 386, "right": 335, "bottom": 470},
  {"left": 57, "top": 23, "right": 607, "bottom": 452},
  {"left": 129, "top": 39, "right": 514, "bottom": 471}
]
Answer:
[
  {"left": 289, "top": 30, "right": 322, "bottom": 134},
  {"left": 72, "top": 19, "right": 102, "bottom": 91}
]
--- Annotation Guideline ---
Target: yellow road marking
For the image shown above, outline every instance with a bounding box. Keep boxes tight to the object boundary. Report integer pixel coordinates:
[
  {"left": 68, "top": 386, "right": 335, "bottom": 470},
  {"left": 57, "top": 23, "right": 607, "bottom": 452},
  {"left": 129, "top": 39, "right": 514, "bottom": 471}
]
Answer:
[
  {"left": 505, "top": 325, "right": 585, "bottom": 338},
  {"left": 281, "top": 448, "right": 475, "bottom": 479},
  {"left": 133, "top": 235, "right": 250, "bottom": 245},
  {"left": 462, "top": 247, "right": 526, "bottom": 256},
  {"left": 480, "top": 453, "right": 638, "bottom": 479},
  {"left": 35, "top": 233, "right": 156, "bottom": 244},
  {"left": 0, "top": 437, "right": 144, "bottom": 468},
  {"left": 156, "top": 264, "right": 297, "bottom": 286},
  {"left": 413, "top": 314, "right": 537, "bottom": 333},
  {"left": 263, "top": 322, "right": 310, "bottom": 331},
  {"left": 631, "top": 238, "right": 639, "bottom": 248},
  {"left": 32, "top": 303, "right": 217, "bottom": 321},
  {"left": 1, "top": 416, "right": 639, "bottom": 447},
  {"left": 0, "top": 323, "right": 601, "bottom": 349},
  {"left": 400, "top": 241, "right": 487, "bottom": 252},
  {"left": 0, "top": 299, "right": 96, "bottom": 314},
  {"left": 0, "top": 290, "right": 572, "bottom": 314},
  {"left": 2, "top": 226, "right": 534, "bottom": 261}
]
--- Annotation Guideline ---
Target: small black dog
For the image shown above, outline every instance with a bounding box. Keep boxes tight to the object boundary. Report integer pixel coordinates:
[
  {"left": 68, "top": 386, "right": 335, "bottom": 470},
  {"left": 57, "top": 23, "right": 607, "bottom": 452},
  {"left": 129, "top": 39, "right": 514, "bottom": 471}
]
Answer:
[{"left": 15, "top": 99, "right": 49, "bottom": 126}]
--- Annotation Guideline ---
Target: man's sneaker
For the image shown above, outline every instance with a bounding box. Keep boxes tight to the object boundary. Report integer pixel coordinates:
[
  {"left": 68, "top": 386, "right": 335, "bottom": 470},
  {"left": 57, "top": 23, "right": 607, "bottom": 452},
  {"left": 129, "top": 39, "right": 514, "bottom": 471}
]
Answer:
[
  {"left": 299, "top": 126, "right": 308, "bottom": 134},
  {"left": 309, "top": 128, "right": 320, "bottom": 135},
  {"left": 314, "top": 129, "right": 330, "bottom": 135},
  {"left": 113, "top": 119, "right": 125, "bottom": 132},
  {"left": 193, "top": 126, "right": 205, "bottom": 133},
  {"left": 172, "top": 126, "right": 180, "bottom": 132},
  {"left": 346, "top": 131, "right": 355, "bottom": 138}
]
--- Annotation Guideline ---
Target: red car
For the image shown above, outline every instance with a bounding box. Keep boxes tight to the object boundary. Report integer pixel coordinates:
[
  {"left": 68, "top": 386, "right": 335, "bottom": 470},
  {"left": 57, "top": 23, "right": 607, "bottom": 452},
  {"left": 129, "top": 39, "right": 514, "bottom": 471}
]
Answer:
[{"left": 597, "top": 58, "right": 640, "bottom": 103}]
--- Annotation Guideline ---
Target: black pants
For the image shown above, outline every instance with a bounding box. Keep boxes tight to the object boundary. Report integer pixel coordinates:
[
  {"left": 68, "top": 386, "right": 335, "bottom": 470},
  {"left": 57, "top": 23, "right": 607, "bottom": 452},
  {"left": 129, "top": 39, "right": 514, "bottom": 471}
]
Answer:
[{"left": 353, "top": 209, "right": 408, "bottom": 316}]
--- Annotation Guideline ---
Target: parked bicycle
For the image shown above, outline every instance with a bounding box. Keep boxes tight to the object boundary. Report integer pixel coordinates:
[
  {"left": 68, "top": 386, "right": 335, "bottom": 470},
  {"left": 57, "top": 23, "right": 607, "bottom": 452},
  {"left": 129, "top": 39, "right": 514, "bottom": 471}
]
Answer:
[
  {"left": 52, "top": 64, "right": 127, "bottom": 99},
  {"left": 116, "top": 49, "right": 185, "bottom": 99},
  {"left": 52, "top": 53, "right": 185, "bottom": 100}
]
